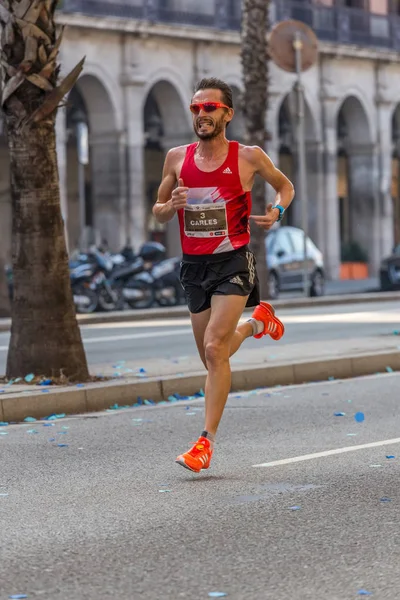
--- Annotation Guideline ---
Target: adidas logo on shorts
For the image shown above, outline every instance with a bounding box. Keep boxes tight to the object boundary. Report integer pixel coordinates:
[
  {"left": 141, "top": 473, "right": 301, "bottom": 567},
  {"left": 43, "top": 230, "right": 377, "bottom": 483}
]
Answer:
[
  {"left": 230, "top": 275, "right": 243, "bottom": 286},
  {"left": 223, "top": 167, "right": 232, "bottom": 174}
]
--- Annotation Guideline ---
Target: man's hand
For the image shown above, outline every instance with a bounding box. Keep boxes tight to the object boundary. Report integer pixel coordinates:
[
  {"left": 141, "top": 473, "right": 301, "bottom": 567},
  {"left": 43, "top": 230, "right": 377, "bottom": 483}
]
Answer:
[
  {"left": 171, "top": 178, "right": 189, "bottom": 211},
  {"left": 249, "top": 203, "right": 280, "bottom": 231}
]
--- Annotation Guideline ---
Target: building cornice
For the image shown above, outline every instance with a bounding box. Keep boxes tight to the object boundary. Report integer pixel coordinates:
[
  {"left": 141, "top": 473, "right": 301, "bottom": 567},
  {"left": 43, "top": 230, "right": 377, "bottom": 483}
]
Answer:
[{"left": 57, "top": 12, "right": 400, "bottom": 63}]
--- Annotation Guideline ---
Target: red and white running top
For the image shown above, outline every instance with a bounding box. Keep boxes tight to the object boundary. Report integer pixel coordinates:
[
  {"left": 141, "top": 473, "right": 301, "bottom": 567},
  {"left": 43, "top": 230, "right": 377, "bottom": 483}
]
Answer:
[{"left": 178, "top": 141, "right": 251, "bottom": 256}]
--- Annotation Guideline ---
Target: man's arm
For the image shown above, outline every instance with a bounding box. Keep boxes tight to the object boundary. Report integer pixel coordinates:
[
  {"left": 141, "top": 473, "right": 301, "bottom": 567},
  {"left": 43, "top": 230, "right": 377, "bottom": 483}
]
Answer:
[
  {"left": 253, "top": 146, "right": 294, "bottom": 209},
  {"left": 248, "top": 146, "right": 295, "bottom": 230},
  {"left": 152, "top": 149, "right": 180, "bottom": 224}
]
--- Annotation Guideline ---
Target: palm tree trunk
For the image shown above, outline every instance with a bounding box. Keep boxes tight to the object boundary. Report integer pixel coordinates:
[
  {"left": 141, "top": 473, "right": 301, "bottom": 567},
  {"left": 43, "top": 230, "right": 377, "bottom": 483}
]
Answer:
[
  {"left": 0, "top": 258, "right": 10, "bottom": 317},
  {"left": 0, "top": 0, "right": 89, "bottom": 380},
  {"left": 6, "top": 119, "right": 89, "bottom": 379},
  {"left": 241, "top": 0, "right": 270, "bottom": 299}
]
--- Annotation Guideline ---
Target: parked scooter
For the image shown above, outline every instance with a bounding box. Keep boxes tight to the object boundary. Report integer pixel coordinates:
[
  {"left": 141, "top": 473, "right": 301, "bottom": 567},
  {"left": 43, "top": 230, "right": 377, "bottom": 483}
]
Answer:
[
  {"left": 109, "top": 242, "right": 167, "bottom": 310},
  {"left": 70, "top": 262, "right": 101, "bottom": 314},
  {"left": 149, "top": 257, "right": 184, "bottom": 307},
  {"left": 70, "top": 247, "right": 123, "bottom": 313}
]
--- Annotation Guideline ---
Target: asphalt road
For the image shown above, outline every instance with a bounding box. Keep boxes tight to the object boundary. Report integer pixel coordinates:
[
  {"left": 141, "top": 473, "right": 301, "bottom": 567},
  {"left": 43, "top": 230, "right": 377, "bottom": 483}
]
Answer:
[
  {"left": 0, "top": 300, "right": 398, "bottom": 368},
  {"left": 1, "top": 372, "right": 400, "bottom": 599}
]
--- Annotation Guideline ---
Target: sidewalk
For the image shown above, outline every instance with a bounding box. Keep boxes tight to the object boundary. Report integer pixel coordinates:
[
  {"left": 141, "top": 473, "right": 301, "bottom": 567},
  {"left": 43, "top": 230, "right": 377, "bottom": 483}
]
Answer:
[{"left": 1, "top": 333, "right": 399, "bottom": 423}]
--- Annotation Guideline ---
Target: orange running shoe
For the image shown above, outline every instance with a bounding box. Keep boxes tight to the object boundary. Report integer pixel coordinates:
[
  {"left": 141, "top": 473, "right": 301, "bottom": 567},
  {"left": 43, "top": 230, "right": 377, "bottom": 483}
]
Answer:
[
  {"left": 251, "top": 301, "right": 285, "bottom": 341},
  {"left": 175, "top": 436, "right": 213, "bottom": 473}
]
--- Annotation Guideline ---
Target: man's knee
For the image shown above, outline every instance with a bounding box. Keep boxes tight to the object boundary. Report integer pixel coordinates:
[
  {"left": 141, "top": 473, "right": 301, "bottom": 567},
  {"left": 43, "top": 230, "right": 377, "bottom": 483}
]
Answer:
[{"left": 204, "top": 337, "right": 229, "bottom": 367}]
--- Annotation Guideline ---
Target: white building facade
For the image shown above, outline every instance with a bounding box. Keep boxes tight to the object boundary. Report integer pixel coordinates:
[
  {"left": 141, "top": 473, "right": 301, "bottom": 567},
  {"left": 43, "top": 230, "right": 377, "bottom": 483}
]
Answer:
[{"left": 1, "top": 0, "right": 400, "bottom": 279}]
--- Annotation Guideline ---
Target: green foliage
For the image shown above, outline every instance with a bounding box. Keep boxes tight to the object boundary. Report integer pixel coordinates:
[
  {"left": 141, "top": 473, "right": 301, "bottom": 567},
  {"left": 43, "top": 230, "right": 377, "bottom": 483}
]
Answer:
[{"left": 340, "top": 241, "right": 369, "bottom": 263}]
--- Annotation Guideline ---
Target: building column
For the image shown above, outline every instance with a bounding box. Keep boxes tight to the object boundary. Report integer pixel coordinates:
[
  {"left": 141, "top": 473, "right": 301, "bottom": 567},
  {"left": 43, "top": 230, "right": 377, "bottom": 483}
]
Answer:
[
  {"left": 123, "top": 81, "right": 147, "bottom": 252},
  {"left": 376, "top": 100, "right": 395, "bottom": 259},
  {"left": 306, "top": 140, "right": 324, "bottom": 249},
  {"left": 55, "top": 106, "right": 69, "bottom": 248},
  {"left": 322, "top": 124, "right": 341, "bottom": 280},
  {"left": 266, "top": 92, "right": 281, "bottom": 205}
]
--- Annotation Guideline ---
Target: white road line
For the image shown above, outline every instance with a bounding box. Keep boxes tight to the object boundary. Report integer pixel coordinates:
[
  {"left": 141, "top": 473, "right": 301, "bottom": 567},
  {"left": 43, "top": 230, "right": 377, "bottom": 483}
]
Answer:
[
  {"left": 81, "top": 318, "right": 192, "bottom": 330},
  {"left": 81, "top": 328, "right": 192, "bottom": 344},
  {"left": 0, "top": 328, "right": 192, "bottom": 351},
  {"left": 281, "top": 311, "right": 400, "bottom": 324},
  {"left": 253, "top": 437, "right": 400, "bottom": 468}
]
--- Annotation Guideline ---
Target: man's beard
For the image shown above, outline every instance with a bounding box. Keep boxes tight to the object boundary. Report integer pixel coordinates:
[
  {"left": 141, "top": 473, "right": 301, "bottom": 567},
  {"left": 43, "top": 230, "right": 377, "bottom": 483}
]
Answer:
[{"left": 193, "top": 117, "right": 226, "bottom": 140}]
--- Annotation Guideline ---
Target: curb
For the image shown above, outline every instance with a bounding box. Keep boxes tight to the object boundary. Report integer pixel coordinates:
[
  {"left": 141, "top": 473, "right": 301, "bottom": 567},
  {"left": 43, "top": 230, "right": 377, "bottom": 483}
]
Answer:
[
  {"left": 0, "top": 291, "right": 398, "bottom": 332},
  {"left": 1, "top": 349, "right": 399, "bottom": 423}
]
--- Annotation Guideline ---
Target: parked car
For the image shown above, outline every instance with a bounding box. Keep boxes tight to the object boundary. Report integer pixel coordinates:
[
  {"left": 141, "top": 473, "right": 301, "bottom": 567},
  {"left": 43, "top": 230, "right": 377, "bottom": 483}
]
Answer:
[
  {"left": 265, "top": 226, "right": 325, "bottom": 299},
  {"left": 379, "top": 244, "right": 400, "bottom": 291}
]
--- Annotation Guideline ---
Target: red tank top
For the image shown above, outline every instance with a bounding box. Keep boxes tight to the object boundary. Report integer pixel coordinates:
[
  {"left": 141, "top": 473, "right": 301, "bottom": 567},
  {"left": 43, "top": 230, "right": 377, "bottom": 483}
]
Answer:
[{"left": 178, "top": 141, "right": 251, "bottom": 256}]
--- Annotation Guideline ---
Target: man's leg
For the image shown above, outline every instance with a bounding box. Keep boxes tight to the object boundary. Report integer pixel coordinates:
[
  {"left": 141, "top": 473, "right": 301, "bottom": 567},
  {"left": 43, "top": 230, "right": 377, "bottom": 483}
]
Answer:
[
  {"left": 190, "top": 308, "right": 211, "bottom": 369},
  {"left": 229, "top": 321, "right": 253, "bottom": 357},
  {"left": 203, "top": 294, "right": 249, "bottom": 436},
  {"left": 190, "top": 310, "right": 251, "bottom": 369},
  {"left": 176, "top": 296, "right": 285, "bottom": 472}
]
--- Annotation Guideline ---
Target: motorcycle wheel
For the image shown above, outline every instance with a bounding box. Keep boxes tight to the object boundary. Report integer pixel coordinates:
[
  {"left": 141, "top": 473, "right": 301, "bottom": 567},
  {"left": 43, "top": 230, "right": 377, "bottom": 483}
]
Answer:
[
  {"left": 98, "top": 285, "right": 124, "bottom": 312},
  {"left": 124, "top": 280, "right": 155, "bottom": 309},
  {"left": 73, "top": 285, "right": 98, "bottom": 314},
  {"left": 156, "top": 282, "right": 182, "bottom": 307}
]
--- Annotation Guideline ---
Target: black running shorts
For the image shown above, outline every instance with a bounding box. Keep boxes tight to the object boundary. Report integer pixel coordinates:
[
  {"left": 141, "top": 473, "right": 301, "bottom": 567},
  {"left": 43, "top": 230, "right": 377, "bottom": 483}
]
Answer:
[{"left": 180, "top": 246, "right": 260, "bottom": 314}]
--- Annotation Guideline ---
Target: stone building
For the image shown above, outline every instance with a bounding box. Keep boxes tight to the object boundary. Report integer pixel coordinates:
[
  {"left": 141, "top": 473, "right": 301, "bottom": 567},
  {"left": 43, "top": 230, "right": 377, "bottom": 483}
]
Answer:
[{"left": 1, "top": 0, "right": 400, "bottom": 279}]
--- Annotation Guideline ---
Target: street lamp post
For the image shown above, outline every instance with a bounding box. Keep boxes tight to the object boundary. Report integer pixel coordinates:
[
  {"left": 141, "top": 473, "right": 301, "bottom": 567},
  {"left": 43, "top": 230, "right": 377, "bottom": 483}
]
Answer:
[
  {"left": 293, "top": 32, "right": 309, "bottom": 296},
  {"left": 268, "top": 20, "right": 319, "bottom": 297}
]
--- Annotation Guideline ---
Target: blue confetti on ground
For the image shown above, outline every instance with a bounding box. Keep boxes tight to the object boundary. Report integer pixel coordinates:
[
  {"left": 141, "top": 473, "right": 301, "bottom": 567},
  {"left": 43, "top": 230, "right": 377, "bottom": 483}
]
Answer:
[
  {"left": 357, "top": 591, "right": 373, "bottom": 596},
  {"left": 386, "top": 455, "right": 395, "bottom": 459},
  {"left": 354, "top": 412, "right": 365, "bottom": 423},
  {"left": 386, "top": 366, "right": 394, "bottom": 373},
  {"left": 43, "top": 413, "right": 66, "bottom": 421},
  {"left": 39, "top": 379, "right": 52, "bottom": 386},
  {"left": 24, "top": 373, "right": 35, "bottom": 383},
  {"left": 208, "top": 593, "right": 227, "bottom": 598},
  {"left": 0, "top": 422, "right": 9, "bottom": 427},
  {"left": 334, "top": 412, "right": 346, "bottom": 417},
  {"left": 24, "top": 417, "right": 36, "bottom": 423},
  {"left": 9, "top": 595, "right": 28, "bottom": 599},
  {"left": 380, "top": 497, "right": 392, "bottom": 502},
  {"left": 57, "top": 444, "right": 68, "bottom": 448},
  {"left": 289, "top": 506, "right": 301, "bottom": 511}
]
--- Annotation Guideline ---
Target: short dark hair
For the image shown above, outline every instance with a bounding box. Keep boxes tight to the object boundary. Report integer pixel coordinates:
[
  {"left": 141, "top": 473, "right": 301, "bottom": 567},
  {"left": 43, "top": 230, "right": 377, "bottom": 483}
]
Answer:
[{"left": 193, "top": 77, "right": 233, "bottom": 109}]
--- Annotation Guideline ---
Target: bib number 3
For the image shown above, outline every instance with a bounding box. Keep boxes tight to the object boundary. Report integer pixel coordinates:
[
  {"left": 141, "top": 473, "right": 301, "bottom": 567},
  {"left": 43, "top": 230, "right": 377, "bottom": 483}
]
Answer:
[{"left": 184, "top": 203, "right": 228, "bottom": 238}]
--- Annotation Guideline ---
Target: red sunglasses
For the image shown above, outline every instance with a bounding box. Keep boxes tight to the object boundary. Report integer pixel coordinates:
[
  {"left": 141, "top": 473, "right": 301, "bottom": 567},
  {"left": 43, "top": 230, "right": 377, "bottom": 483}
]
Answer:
[{"left": 190, "top": 102, "right": 230, "bottom": 115}]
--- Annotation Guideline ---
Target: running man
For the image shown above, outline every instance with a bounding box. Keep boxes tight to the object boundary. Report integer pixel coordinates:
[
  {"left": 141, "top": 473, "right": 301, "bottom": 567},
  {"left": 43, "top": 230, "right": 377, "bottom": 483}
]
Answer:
[{"left": 152, "top": 77, "right": 295, "bottom": 473}]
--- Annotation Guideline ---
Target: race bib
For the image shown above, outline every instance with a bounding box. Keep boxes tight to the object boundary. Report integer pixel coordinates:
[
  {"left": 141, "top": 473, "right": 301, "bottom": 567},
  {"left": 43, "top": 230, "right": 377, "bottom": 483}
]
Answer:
[{"left": 184, "top": 202, "right": 227, "bottom": 238}]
